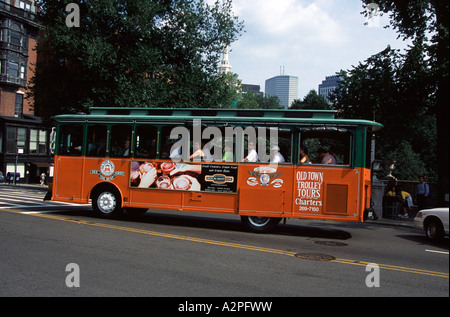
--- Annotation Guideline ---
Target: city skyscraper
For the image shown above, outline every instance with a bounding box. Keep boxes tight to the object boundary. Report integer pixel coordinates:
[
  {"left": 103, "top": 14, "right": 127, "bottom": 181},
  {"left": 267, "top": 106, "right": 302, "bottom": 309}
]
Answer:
[
  {"left": 265, "top": 75, "right": 299, "bottom": 109},
  {"left": 318, "top": 75, "right": 341, "bottom": 103}
]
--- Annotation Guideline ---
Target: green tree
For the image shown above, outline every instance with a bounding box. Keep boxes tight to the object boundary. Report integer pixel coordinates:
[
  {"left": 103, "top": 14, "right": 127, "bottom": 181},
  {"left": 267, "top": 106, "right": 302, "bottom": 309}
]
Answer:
[
  {"left": 290, "top": 89, "right": 330, "bottom": 110},
  {"left": 30, "top": 0, "right": 244, "bottom": 118},
  {"left": 330, "top": 45, "right": 437, "bottom": 181},
  {"left": 361, "top": 0, "right": 448, "bottom": 204},
  {"left": 255, "top": 94, "right": 281, "bottom": 109},
  {"left": 236, "top": 92, "right": 259, "bottom": 109},
  {"left": 236, "top": 92, "right": 281, "bottom": 109}
]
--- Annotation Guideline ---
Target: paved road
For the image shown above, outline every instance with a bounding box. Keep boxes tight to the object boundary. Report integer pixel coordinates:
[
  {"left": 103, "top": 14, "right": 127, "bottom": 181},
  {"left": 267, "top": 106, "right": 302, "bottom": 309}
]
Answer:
[{"left": 0, "top": 185, "right": 448, "bottom": 299}]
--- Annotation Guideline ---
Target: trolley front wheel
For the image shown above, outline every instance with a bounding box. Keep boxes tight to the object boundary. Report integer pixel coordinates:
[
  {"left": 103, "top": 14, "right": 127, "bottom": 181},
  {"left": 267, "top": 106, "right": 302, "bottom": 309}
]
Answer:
[{"left": 92, "top": 187, "right": 123, "bottom": 218}]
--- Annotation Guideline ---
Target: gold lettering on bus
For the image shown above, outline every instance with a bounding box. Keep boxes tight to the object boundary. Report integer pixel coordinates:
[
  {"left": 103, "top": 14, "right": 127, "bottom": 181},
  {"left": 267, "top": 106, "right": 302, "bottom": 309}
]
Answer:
[{"left": 295, "top": 171, "right": 324, "bottom": 213}]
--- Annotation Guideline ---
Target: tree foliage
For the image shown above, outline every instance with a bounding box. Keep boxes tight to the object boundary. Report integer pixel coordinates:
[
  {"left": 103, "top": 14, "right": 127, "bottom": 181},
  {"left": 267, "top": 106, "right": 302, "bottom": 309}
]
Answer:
[
  {"left": 330, "top": 45, "right": 437, "bottom": 181},
  {"left": 360, "top": 0, "right": 448, "bottom": 200},
  {"left": 290, "top": 90, "right": 330, "bottom": 110},
  {"left": 236, "top": 92, "right": 281, "bottom": 109},
  {"left": 30, "top": 0, "right": 244, "bottom": 117},
  {"left": 331, "top": 0, "right": 448, "bottom": 184}
]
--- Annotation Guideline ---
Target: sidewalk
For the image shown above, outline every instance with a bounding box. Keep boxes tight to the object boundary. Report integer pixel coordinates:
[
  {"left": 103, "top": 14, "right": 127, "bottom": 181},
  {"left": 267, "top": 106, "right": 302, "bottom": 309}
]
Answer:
[{"left": 0, "top": 183, "right": 49, "bottom": 191}]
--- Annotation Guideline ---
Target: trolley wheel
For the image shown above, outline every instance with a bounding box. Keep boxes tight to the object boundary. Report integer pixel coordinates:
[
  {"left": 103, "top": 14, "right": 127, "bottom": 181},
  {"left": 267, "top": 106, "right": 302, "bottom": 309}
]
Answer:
[
  {"left": 92, "top": 186, "right": 123, "bottom": 218},
  {"left": 241, "top": 216, "right": 281, "bottom": 233},
  {"left": 425, "top": 218, "right": 444, "bottom": 241}
]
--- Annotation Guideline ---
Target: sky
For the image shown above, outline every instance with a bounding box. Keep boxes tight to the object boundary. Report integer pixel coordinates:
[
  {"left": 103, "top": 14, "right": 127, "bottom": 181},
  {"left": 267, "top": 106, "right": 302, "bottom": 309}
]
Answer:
[{"left": 225, "top": 0, "right": 411, "bottom": 99}]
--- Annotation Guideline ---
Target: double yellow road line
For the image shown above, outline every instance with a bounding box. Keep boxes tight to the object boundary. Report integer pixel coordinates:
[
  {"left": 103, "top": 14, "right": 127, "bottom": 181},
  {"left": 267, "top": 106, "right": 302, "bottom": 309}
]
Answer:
[{"left": 3, "top": 209, "right": 449, "bottom": 279}]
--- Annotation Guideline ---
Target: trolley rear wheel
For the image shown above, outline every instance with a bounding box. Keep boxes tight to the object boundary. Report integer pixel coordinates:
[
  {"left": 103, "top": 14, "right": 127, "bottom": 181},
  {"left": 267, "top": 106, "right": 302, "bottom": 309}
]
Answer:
[{"left": 241, "top": 216, "right": 281, "bottom": 233}]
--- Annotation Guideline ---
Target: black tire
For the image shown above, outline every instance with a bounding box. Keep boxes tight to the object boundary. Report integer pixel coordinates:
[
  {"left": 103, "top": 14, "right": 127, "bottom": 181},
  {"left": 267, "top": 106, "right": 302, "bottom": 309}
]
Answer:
[
  {"left": 92, "top": 186, "right": 123, "bottom": 218},
  {"left": 425, "top": 218, "right": 444, "bottom": 241},
  {"left": 241, "top": 216, "right": 281, "bottom": 233}
]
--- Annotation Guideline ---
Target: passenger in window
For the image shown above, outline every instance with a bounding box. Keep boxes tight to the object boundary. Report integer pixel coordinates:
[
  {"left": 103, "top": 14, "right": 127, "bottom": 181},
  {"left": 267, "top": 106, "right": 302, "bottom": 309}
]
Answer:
[
  {"left": 244, "top": 141, "right": 258, "bottom": 162},
  {"left": 202, "top": 143, "right": 213, "bottom": 162},
  {"left": 190, "top": 141, "right": 204, "bottom": 160},
  {"left": 270, "top": 146, "right": 285, "bottom": 163},
  {"left": 319, "top": 148, "right": 337, "bottom": 164},
  {"left": 190, "top": 141, "right": 213, "bottom": 161},
  {"left": 222, "top": 144, "right": 234, "bottom": 162},
  {"left": 119, "top": 139, "right": 130, "bottom": 157},
  {"left": 169, "top": 138, "right": 182, "bottom": 161},
  {"left": 71, "top": 145, "right": 82, "bottom": 155},
  {"left": 299, "top": 147, "right": 311, "bottom": 164}
]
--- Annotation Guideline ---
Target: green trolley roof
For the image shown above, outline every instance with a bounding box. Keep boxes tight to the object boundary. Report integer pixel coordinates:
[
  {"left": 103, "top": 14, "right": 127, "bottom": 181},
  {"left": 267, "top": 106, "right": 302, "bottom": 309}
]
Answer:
[{"left": 53, "top": 107, "right": 383, "bottom": 132}]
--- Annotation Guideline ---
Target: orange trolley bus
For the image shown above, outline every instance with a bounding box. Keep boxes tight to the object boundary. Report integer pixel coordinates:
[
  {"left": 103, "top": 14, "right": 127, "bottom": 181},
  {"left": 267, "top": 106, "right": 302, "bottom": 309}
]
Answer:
[{"left": 48, "top": 107, "right": 382, "bottom": 232}]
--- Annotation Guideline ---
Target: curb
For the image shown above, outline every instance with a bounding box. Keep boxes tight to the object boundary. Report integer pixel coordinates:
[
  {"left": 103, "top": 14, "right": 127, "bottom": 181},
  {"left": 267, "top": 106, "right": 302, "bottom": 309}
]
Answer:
[{"left": 366, "top": 218, "right": 416, "bottom": 228}]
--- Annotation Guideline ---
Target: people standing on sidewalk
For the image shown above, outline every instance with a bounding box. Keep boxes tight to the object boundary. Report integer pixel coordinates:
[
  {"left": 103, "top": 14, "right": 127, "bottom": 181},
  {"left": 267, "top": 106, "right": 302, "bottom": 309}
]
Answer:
[
  {"left": 415, "top": 175, "right": 429, "bottom": 211},
  {"left": 396, "top": 185, "right": 413, "bottom": 218},
  {"left": 40, "top": 173, "right": 46, "bottom": 186}
]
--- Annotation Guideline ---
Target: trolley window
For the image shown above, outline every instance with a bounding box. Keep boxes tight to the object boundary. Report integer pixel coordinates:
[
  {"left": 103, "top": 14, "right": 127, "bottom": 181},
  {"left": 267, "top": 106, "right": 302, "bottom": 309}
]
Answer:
[
  {"left": 299, "top": 129, "right": 352, "bottom": 165},
  {"left": 87, "top": 125, "right": 107, "bottom": 157},
  {"left": 58, "top": 124, "right": 84, "bottom": 156},
  {"left": 135, "top": 125, "right": 158, "bottom": 159},
  {"left": 110, "top": 124, "right": 132, "bottom": 158}
]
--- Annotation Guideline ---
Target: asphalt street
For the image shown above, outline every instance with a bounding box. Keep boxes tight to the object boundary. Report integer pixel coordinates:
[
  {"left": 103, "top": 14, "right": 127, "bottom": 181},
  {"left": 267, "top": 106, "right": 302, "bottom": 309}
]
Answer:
[{"left": 0, "top": 184, "right": 448, "bottom": 298}]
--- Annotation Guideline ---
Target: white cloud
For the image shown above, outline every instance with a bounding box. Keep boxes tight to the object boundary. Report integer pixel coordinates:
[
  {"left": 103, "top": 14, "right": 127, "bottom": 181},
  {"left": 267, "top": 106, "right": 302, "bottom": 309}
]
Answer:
[
  {"left": 227, "top": 0, "right": 410, "bottom": 97},
  {"left": 234, "top": 0, "right": 347, "bottom": 47}
]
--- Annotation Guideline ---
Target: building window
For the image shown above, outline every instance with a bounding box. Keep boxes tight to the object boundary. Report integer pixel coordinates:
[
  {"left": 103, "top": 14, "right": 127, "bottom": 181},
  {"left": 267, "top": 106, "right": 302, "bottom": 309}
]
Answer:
[
  {"left": 8, "top": 62, "right": 19, "bottom": 77},
  {"left": 30, "top": 129, "right": 48, "bottom": 155},
  {"left": 18, "top": 1, "right": 32, "bottom": 11},
  {"left": 10, "top": 31, "right": 22, "bottom": 47},
  {"left": 20, "top": 65, "right": 25, "bottom": 79},
  {"left": 6, "top": 127, "right": 27, "bottom": 154},
  {"left": 15, "top": 93, "right": 23, "bottom": 117}
]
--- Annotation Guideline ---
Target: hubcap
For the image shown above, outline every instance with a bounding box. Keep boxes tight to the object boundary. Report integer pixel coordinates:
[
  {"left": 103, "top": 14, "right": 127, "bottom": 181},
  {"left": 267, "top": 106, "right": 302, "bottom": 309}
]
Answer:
[
  {"left": 97, "top": 192, "right": 116, "bottom": 214},
  {"left": 248, "top": 216, "right": 270, "bottom": 227},
  {"left": 427, "top": 223, "right": 437, "bottom": 239}
]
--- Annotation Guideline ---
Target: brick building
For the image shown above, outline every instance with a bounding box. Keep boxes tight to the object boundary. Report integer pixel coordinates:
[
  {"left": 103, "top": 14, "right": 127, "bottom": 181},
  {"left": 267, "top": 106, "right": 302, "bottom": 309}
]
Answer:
[{"left": 0, "top": 0, "right": 52, "bottom": 184}]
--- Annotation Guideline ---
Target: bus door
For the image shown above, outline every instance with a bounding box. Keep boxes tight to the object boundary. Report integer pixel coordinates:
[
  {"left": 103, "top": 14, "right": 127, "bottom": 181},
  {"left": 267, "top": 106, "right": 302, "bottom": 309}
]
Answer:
[
  {"left": 238, "top": 164, "right": 288, "bottom": 217},
  {"left": 54, "top": 123, "right": 86, "bottom": 203},
  {"left": 237, "top": 129, "right": 294, "bottom": 217}
]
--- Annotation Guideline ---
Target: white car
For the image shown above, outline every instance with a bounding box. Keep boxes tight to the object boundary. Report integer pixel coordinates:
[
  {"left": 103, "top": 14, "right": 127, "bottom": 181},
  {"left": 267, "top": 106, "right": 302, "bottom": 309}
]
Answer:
[{"left": 414, "top": 208, "right": 449, "bottom": 241}]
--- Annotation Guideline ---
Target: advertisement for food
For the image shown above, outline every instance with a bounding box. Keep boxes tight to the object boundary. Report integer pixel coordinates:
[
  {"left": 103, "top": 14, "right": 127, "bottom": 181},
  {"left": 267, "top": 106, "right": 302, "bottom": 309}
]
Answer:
[{"left": 130, "top": 161, "right": 238, "bottom": 193}]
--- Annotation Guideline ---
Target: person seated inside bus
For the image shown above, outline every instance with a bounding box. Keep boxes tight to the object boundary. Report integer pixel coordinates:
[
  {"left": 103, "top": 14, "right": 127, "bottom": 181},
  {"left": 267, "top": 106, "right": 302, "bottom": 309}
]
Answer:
[
  {"left": 222, "top": 144, "right": 234, "bottom": 162},
  {"left": 70, "top": 145, "right": 82, "bottom": 155},
  {"left": 244, "top": 141, "right": 258, "bottom": 162},
  {"left": 118, "top": 138, "right": 131, "bottom": 157},
  {"left": 299, "top": 146, "right": 311, "bottom": 164},
  {"left": 190, "top": 141, "right": 213, "bottom": 161},
  {"left": 88, "top": 142, "right": 106, "bottom": 156},
  {"left": 136, "top": 138, "right": 156, "bottom": 158},
  {"left": 270, "top": 146, "right": 285, "bottom": 163},
  {"left": 169, "top": 138, "right": 182, "bottom": 161},
  {"left": 318, "top": 148, "right": 337, "bottom": 164}
]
